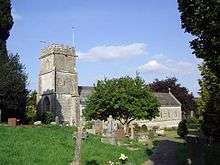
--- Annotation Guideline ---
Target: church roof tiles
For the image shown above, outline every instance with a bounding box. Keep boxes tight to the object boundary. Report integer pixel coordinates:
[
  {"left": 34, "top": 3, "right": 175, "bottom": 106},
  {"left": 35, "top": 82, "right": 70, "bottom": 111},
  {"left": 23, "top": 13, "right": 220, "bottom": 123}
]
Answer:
[{"left": 78, "top": 86, "right": 181, "bottom": 107}]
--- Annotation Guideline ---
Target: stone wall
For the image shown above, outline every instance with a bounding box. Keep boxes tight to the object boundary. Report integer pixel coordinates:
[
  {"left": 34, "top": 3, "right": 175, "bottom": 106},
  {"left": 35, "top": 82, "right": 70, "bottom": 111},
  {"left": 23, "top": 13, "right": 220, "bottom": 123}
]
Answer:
[{"left": 136, "top": 106, "right": 182, "bottom": 128}]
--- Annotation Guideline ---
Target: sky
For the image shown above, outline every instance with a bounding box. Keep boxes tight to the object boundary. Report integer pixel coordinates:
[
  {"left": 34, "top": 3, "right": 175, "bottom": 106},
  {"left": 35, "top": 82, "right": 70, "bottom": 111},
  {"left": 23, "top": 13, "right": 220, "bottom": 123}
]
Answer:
[{"left": 8, "top": 0, "right": 201, "bottom": 96}]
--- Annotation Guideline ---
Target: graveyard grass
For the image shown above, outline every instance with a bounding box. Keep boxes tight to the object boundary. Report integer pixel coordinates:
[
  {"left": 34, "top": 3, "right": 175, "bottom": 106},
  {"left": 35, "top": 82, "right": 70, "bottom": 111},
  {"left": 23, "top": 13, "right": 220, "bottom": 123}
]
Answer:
[{"left": 0, "top": 125, "right": 150, "bottom": 165}]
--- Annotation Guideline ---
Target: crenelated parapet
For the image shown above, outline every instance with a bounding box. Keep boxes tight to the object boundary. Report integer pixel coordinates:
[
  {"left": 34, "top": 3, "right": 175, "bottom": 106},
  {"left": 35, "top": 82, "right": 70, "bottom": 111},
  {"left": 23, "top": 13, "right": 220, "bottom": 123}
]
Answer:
[{"left": 40, "top": 44, "right": 75, "bottom": 58}]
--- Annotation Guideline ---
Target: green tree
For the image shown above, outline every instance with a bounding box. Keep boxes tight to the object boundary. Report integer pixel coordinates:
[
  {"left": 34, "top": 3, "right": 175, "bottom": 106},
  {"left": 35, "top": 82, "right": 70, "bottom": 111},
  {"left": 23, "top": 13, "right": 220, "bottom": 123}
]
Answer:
[
  {"left": 26, "top": 91, "right": 37, "bottom": 123},
  {"left": 0, "top": 0, "right": 13, "bottom": 63},
  {"left": 178, "top": 0, "right": 220, "bottom": 78},
  {"left": 197, "top": 64, "right": 220, "bottom": 139},
  {"left": 149, "top": 77, "right": 196, "bottom": 115},
  {"left": 0, "top": 0, "right": 28, "bottom": 122},
  {"left": 178, "top": 0, "right": 220, "bottom": 141},
  {"left": 0, "top": 54, "right": 28, "bottom": 121},
  {"left": 83, "top": 76, "right": 160, "bottom": 131},
  {"left": 177, "top": 119, "right": 188, "bottom": 138}
]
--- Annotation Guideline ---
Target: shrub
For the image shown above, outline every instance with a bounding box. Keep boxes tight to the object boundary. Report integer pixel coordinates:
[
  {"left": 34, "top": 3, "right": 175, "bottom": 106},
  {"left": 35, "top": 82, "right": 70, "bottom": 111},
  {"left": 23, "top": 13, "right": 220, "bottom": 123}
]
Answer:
[
  {"left": 148, "top": 130, "right": 156, "bottom": 139},
  {"left": 187, "top": 117, "right": 200, "bottom": 125},
  {"left": 25, "top": 105, "right": 37, "bottom": 124},
  {"left": 41, "top": 111, "right": 54, "bottom": 124},
  {"left": 177, "top": 120, "right": 188, "bottom": 138},
  {"left": 84, "top": 121, "right": 93, "bottom": 129}
]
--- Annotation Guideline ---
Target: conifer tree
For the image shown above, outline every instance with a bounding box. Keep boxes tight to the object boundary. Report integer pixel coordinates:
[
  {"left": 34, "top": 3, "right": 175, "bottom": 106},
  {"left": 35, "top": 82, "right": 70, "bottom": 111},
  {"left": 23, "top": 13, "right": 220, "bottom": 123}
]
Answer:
[{"left": 0, "top": 0, "right": 28, "bottom": 121}]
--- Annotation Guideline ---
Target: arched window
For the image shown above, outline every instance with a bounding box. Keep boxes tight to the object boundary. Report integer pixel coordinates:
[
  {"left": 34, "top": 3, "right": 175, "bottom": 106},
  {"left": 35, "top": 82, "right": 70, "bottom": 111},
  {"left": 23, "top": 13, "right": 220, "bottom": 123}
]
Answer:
[
  {"left": 174, "top": 111, "right": 178, "bottom": 118},
  {"left": 43, "top": 96, "right": 50, "bottom": 112},
  {"left": 168, "top": 111, "right": 170, "bottom": 118}
]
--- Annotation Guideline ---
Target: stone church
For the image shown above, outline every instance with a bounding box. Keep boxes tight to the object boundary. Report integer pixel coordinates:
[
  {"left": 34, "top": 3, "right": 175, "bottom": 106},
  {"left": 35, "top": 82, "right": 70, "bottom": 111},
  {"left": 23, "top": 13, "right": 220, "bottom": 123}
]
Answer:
[{"left": 37, "top": 44, "right": 182, "bottom": 128}]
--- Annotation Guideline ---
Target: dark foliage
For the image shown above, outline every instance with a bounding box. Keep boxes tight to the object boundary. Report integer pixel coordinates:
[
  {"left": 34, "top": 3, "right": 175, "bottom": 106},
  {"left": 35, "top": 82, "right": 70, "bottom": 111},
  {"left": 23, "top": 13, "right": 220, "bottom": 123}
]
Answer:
[
  {"left": 0, "top": 0, "right": 28, "bottom": 122},
  {"left": 41, "top": 111, "right": 54, "bottom": 124},
  {"left": 149, "top": 77, "right": 196, "bottom": 114},
  {"left": 177, "top": 120, "right": 188, "bottom": 138},
  {"left": 0, "top": 0, "right": 13, "bottom": 63},
  {"left": 178, "top": 0, "right": 220, "bottom": 141},
  {"left": 0, "top": 54, "right": 28, "bottom": 121},
  {"left": 178, "top": 0, "right": 220, "bottom": 78}
]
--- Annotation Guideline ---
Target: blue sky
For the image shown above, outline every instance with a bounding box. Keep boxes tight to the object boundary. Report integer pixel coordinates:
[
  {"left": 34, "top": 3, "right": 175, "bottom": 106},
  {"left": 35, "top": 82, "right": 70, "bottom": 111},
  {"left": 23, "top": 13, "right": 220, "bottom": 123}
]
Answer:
[{"left": 8, "top": 0, "right": 201, "bottom": 96}]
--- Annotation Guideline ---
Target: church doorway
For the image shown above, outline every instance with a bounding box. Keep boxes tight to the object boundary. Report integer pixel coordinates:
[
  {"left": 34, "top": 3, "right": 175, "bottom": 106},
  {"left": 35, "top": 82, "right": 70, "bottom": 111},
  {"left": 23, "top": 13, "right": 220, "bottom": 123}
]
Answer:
[{"left": 43, "top": 96, "right": 51, "bottom": 112}]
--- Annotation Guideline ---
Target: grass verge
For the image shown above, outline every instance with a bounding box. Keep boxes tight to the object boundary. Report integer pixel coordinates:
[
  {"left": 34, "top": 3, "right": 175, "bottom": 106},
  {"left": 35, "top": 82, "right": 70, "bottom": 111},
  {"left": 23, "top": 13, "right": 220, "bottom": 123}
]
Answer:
[{"left": 0, "top": 125, "right": 150, "bottom": 165}]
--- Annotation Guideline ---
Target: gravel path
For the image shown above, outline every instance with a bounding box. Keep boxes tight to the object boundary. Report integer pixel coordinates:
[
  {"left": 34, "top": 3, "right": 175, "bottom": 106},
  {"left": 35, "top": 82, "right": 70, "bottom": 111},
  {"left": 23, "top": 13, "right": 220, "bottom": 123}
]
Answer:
[{"left": 143, "top": 139, "right": 179, "bottom": 165}]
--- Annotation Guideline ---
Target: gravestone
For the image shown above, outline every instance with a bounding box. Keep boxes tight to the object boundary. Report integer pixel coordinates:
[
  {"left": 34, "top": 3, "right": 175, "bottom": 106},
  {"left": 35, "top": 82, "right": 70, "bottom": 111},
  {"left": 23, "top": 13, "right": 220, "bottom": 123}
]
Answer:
[
  {"left": 103, "top": 115, "right": 118, "bottom": 145},
  {"left": 94, "top": 119, "right": 104, "bottom": 134},
  {"left": 115, "top": 128, "right": 125, "bottom": 142},
  {"left": 8, "top": 118, "right": 16, "bottom": 127}
]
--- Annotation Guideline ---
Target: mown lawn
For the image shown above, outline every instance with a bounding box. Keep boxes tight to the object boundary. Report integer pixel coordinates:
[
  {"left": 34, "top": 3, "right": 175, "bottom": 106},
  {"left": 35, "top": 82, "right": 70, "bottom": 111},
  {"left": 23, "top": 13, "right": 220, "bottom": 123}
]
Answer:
[
  {"left": 0, "top": 125, "right": 74, "bottom": 165},
  {"left": 0, "top": 125, "right": 149, "bottom": 165}
]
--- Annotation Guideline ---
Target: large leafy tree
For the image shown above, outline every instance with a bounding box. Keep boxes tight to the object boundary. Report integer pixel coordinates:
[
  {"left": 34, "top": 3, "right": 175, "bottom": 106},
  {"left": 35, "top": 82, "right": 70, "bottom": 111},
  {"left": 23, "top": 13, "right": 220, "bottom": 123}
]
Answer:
[
  {"left": 178, "top": 0, "right": 220, "bottom": 78},
  {"left": 149, "top": 77, "right": 196, "bottom": 115},
  {"left": 0, "top": 0, "right": 28, "bottom": 121},
  {"left": 83, "top": 76, "right": 160, "bottom": 128},
  {"left": 178, "top": 0, "right": 220, "bottom": 140},
  {"left": 197, "top": 64, "right": 220, "bottom": 139}
]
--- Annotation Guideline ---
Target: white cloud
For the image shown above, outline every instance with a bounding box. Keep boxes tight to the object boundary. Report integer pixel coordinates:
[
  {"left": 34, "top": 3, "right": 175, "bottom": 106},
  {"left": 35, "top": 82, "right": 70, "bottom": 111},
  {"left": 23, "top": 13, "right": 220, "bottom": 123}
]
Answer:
[
  {"left": 12, "top": 9, "right": 22, "bottom": 21},
  {"left": 138, "top": 56, "right": 198, "bottom": 75},
  {"left": 138, "top": 60, "right": 167, "bottom": 72},
  {"left": 78, "top": 43, "right": 147, "bottom": 61}
]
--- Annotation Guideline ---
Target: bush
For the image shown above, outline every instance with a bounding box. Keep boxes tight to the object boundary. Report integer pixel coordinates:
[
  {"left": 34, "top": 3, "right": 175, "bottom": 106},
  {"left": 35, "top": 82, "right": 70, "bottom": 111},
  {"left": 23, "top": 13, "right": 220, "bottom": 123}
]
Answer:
[
  {"left": 148, "top": 130, "right": 156, "bottom": 139},
  {"left": 84, "top": 121, "right": 93, "bottom": 129},
  {"left": 187, "top": 117, "right": 200, "bottom": 125},
  {"left": 41, "top": 111, "right": 54, "bottom": 124},
  {"left": 25, "top": 105, "right": 37, "bottom": 124},
  {"left": 177, "top": 120, "right": 188, "bottom": 138}
]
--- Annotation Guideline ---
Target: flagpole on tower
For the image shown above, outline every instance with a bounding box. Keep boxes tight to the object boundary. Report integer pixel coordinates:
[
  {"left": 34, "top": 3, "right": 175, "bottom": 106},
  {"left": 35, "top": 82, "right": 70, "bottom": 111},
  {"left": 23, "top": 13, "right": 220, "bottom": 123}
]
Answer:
[{"left": 72, "top": 27, "right": 76, "bottom": 49}]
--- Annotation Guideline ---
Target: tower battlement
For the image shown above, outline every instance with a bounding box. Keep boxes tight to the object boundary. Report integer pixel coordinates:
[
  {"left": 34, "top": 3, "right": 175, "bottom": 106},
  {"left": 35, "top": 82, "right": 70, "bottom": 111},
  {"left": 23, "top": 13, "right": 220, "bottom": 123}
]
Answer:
[{"left": 40, "top": 44, "right": 75, "bottom": 58}]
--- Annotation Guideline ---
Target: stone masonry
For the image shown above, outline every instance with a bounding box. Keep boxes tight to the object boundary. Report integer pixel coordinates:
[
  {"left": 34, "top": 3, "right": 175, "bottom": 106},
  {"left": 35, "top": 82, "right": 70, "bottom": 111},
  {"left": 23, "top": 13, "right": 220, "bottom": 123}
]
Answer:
[{"left": 37, "top": 44, "right": 79, "bottom": 125}]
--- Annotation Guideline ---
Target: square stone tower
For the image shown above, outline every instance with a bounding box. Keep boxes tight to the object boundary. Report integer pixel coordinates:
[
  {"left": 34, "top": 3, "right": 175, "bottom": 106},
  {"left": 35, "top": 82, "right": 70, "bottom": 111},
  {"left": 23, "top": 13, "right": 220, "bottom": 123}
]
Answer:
[{"left": 37, "top": 44, "right": 79, "bottom": 125}]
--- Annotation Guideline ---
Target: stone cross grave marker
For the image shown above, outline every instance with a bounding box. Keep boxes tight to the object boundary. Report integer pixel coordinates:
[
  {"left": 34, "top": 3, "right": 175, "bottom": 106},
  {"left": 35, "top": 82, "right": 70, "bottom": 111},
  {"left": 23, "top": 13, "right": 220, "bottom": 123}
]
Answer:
[{"left": 105, "top": 115, "right": 117, "bottom": 145}]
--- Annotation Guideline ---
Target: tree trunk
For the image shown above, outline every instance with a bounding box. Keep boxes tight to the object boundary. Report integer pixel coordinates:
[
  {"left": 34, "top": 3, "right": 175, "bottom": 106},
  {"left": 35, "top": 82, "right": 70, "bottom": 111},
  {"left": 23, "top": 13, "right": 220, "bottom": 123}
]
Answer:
[{"left": 123, "top": 122, "right": 129, "bottom": 135}]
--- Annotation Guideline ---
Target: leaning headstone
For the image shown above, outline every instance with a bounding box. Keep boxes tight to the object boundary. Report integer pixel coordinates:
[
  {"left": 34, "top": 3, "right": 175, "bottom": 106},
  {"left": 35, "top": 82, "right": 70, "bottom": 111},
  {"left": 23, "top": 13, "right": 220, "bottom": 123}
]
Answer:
[
  {"left": 34, "top": 121, "right": 42, "bottom": 125},
  {"left": 8, "top": 118, "right": 16, "bottom": 127},
  {"left": 94, "top": 119, "right": 103, "bottom": 134}
]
